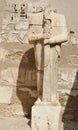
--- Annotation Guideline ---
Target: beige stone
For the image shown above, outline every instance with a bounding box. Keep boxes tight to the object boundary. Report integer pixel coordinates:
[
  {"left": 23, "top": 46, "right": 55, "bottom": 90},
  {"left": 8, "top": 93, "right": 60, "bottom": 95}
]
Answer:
[
  {"left": 13, "top": 104, "right": 24, "bottom": 116},
  {"left": 27, "top": 8, "right": 68, "bottom": 130},
  {"left": 28, "top": 2, "right": 48, "bottom": 13},
  {"left": 28, "top": 25, "right": 43, "bottom": 41},
  {"left": 15, "top": 21, "right": 29, "bottom": 30},
  {"left": 61, "top": 72, "right": 69, "bottom": 82},
  {"left": 0, "top": 48, "right": 9, "bottom": 62},
  {"left": 0, "top": 87, "right": 13, "bottom": 104},
  {"left": 49, "top": 12, "right": 68, "bottom": 44},
  {"left": 31, "top": 105, "right": 61, "bottom": 130},
  {"left": 33, "top": 11, "right": 68, "bottom": 103},
  {"left": 28, "top": 6, "right": 67, "bottom": 102},
  {"left": 44, "top": 8, "right": 51, "bottom": 20},
  {"left": 28, "top": 12, "right": 43, "bottom": 25},
  {"left": 0, "top": 67, "right": 18, "bottom": 85},
  {"left": 43, "top": 19, "right": 51, "bottom": 39},
  {"left": 1, "top": 30, "right": 19, "bottom": 43}
]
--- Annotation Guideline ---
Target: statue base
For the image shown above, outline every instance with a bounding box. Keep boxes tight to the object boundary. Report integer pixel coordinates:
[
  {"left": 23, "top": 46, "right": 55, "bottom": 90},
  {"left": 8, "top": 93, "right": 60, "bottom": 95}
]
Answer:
[{"left": 31, "top": 103, "right": 62, "bottom": 130}]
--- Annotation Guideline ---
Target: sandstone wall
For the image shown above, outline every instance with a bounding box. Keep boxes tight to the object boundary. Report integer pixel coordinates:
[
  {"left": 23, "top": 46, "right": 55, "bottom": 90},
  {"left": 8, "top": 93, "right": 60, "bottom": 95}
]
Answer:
[{"left": 0, "top": 0, "right": 78, "bottom": 126}]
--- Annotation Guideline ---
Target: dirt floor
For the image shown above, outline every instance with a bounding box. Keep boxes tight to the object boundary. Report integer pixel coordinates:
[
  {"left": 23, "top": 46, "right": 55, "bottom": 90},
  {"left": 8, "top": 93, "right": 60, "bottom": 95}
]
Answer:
[
  {"left": 0, "top": 117, "right": 78, "bottom": 130},
  {"left": 0, "top": 117, "right": 31, "bottom": 130}
]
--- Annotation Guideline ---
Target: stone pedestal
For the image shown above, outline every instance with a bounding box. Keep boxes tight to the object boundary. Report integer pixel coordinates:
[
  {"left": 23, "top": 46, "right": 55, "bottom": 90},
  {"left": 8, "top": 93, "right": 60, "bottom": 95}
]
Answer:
[{"left": 31, "top": 104, "right": 61, "bottom": 130}]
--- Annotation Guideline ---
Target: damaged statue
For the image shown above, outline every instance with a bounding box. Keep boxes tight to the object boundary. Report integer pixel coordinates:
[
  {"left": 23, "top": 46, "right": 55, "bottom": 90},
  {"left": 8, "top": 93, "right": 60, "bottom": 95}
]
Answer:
[{"left": 28, "top": 3, "right": 68, "bottom": 104}]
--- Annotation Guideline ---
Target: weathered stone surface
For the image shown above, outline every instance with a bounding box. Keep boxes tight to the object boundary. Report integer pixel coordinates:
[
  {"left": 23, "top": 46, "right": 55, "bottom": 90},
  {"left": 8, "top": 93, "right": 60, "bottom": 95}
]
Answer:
[
  {"left": 43, "top": 19, "right": 51, "bottom": 39},
  {"left": 28, "top": 25, "right": 43, "bottom": 41},
  {"left": 0, "top": 0, "right": 77, "bottom": 127},
  {"left": 58, "top": 68, "right": 78, "bottom": 89},
  {"left": 0, "top": 117, "right": 31, "bottom": 130},
  {"left": 15, "top": 21, "right": 29, "bottom": 30},
  {"left": 0, "top": 67, "right": 18, "bottom": 85},
  {"left": 61, "top": 72, "right": 69, "bottom": 82},
  {"left": 0, "top": 48, "right": 9, "bottom": 62},
  {"left": 60, "top": 44, "right": 78, "bottom": 68},
  {"left": 11, "top": 104, "right": 24, "bottom": 116},
  {"left": 29, "top": 12, "right": 43, "bottom": 25},
  {"left": 0, "top": 67, "right": 37, "bottom": 86},
  {"left": 0, "top": 87, "right": 13, "bottom": 104},
  {"left": 0, "top": 30, "right": 29, "bottom": 44},
  {"left": 28, "top": 2, "right": 48, "bottom": 13},
  {"left": 32, "top": 105, "right": 61, "bottom": 130},
  {"left": 44, "top": 8, "right": 51, "bottom": 20}
]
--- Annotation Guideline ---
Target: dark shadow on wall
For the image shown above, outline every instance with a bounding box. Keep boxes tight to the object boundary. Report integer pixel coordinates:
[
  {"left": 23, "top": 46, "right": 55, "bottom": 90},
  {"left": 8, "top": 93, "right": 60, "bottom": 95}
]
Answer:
[
  {"left": 16, "top": 48, "right": 37, "bottom": 118},
  {"left": 62, "top": 70, "right": 78, "bottom": 130}
]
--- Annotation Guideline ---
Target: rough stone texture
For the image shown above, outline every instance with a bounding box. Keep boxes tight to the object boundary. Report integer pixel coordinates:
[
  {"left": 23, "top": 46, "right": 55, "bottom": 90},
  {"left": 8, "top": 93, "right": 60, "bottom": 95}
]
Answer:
[
  {"left": 17, "top": 6, "right": 68, "bottom": 130},
  {"left": 28, "top": 12, "right": 43, "bottom": 25},
  {"left": 0, "top": 2, "right": 77, "bottom": 130},
  {"left": 31, "top": 105, "right": 61, "bottom": 130},
  {"left": 0, "top": 117, "right": 78, "bottom": 130},
  {"left": 0, "top": 117, "right": 31, "bottom": 130},
  {"left": 0, "top": 87, "right": 13, "bottom": 104},
  {"left": 28, "top": 25, "right": 43, "bottom": 41}
]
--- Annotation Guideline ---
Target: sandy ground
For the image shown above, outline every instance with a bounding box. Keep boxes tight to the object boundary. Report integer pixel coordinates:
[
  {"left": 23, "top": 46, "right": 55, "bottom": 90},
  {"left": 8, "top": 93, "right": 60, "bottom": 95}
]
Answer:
[
  {"left": 0, "top": 117, "right": 31, "bottom": 130},
  {"left": 0, "top": 117, "right": 78, "bottom": 130}
]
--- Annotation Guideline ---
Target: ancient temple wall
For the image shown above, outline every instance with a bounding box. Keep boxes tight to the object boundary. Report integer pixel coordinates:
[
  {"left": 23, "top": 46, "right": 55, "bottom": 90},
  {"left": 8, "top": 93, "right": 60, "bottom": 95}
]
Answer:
[{"left": 0, "top": 0, "right": 78, "bottom": 122}]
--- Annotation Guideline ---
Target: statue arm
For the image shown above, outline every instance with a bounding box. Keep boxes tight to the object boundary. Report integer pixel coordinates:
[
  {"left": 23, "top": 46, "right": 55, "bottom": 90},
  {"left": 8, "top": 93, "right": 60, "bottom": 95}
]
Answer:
[
  {"left": 50, "top": 15, "right": 68, "bottom": 44},
  {"left": 44, "top": 15, "right": 68, "bottom": 45},
  {"left": 49, "top": 32, "right": 68, "bottom": 44}
]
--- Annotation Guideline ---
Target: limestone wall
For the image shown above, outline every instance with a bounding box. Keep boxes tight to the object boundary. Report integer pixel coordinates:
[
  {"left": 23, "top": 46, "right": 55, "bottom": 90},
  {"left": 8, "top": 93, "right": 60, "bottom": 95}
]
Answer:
[{"left": 0, "top": 0, "right": 78, "bottom": 124}]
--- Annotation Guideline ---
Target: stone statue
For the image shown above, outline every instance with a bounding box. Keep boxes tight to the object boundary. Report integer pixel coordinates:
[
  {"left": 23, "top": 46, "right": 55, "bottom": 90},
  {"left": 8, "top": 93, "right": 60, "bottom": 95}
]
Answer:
[{"left": 28, "top": 3, "right": 68, "bottom": 104}]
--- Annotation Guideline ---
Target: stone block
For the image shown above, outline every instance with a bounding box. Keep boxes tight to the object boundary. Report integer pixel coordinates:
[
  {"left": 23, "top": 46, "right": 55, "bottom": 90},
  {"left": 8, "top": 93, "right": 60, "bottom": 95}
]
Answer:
[
  {"left": 43, "top": 18, "right": 51, "bottom": 39},
  {"left": 61, "top": 72, "right": 69, "bottom": 82},
  {"left": 12, "top": 104, "right": 24, "bottom": 116},
  {"left": 28, "top": 25, "right": 43, "bottom": 41},
  {"left": 0, "top": 48, "right": 9, "bottom": 62},
  {"left": 15, "top": 21, "right": 29, "bottom": 30},
  {"left": 29, "top": 12, "right": 43, "bottom": 25},
  {"left": 44, "top": 8, "right": 51, "bottom": 20},
  {"left": 31, "top": 104, "right": 61, "bottom": 130},
  {"left": 0, "top": 67, "right": 18, "bottom": 85},
  {"left": 0, "top": 87, "right": 13, "bottom": 104}
]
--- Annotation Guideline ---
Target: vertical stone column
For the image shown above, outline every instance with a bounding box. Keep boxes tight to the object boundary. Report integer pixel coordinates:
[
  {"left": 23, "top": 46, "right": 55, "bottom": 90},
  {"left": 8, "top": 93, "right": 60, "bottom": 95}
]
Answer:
[{"left": 42, "top": 45, "right": 51, "bottom": 102}]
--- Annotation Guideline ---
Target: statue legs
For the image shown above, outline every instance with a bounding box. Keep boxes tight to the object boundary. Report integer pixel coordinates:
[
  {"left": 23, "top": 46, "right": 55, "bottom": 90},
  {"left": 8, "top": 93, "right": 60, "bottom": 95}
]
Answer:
[
  {"left": 34, "top": 43, "right": 44, "bottom": 100},
  {"left": 43, "top": 45, "right": 59, "bottom": 103},
  {"left": 34, "top": 43, "right": 60, "bottom": 103},
  {"left": 50, "top": 46, "right": 59, "bottom": 103},
  {"left": 42, "top": 44, "right": 51, "bottom": 102}
]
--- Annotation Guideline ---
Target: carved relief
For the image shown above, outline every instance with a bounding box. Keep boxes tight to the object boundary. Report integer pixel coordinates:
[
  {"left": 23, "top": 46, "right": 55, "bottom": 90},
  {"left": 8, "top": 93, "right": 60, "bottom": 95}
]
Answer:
[{"left": 0, "top": 1, "right": 28, "bottom": 43}]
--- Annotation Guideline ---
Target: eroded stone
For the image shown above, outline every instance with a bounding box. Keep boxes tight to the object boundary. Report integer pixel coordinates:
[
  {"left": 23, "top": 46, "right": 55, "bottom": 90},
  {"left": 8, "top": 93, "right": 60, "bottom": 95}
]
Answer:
[
  {"left": 28, "top": 12, "right": 43, "bottom": 25},
  {"left": 0, "top": 86, "right": 13, "bottom": 104},
  {"left": 32, "top": 105, "right": 61, "bottom": 130}
]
